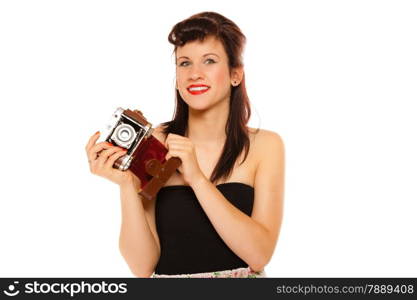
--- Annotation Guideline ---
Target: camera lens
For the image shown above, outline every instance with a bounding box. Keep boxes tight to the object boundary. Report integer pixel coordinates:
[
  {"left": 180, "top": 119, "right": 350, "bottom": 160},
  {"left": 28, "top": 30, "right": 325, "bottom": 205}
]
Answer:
[
  {"left": 112, "top": 123, "right": 137, "bottom": 148},
  {"left": 118, "top": 128, "right": 131, "bottom": 141}
]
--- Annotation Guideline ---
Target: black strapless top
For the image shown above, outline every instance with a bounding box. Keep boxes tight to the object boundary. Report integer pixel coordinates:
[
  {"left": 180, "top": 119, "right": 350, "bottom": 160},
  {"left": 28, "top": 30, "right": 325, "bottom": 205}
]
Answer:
[{"left": 154, "top": 182, "right": 254, "bottom": 275}]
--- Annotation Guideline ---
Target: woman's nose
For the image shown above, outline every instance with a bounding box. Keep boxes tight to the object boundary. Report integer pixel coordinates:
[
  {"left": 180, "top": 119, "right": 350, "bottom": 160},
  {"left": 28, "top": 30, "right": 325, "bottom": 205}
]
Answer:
[{"left": 189, "top": 65, "right": 204, "bottom": 81}]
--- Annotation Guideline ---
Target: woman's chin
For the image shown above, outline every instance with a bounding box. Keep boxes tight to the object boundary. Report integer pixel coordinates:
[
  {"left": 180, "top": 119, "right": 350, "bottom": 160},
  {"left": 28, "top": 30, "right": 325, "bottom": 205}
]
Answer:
[
  {"left": 188, "top": 106, "right": 211, "bottom": 113},
  {"left": 185, "top": 102, "right": 213, "bottom": 112},
  {"left": 185, "top": 98, "right": 227, "bottom": 113}
]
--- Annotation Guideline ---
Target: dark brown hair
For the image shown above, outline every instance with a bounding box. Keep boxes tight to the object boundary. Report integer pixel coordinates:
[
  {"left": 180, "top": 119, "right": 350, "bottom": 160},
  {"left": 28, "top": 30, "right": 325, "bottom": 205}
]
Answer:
[{"left": 161, "top": 11, "right": 259, "bottom": 184}]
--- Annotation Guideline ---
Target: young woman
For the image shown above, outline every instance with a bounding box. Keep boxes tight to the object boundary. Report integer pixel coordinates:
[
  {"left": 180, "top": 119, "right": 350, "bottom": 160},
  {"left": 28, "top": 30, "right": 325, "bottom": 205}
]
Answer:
[{"left": 85, "top": 12, "right": 285, "bottom": 278}]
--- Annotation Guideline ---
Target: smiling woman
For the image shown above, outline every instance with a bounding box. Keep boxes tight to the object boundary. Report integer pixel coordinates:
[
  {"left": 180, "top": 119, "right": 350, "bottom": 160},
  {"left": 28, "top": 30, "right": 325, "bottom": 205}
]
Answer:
[
  {"left": 85, "top": 11, "right": 285, "bottom": 278},
  {"left": 153, "top": 12, "right": 285, "bottom": 278}
]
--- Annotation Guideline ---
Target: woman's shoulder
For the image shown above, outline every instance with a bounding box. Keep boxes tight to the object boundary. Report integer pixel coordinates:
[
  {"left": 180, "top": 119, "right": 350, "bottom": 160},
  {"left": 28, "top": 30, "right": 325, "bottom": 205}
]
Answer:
[
  {"left": 153, "top": 123, "right": 169, "bottom": 134},
  {"left": 248, "top": 127, "right": 284, "bottom": 147},
  {"left": 248, "top": 127, "right": 285, "bottom": 165}
]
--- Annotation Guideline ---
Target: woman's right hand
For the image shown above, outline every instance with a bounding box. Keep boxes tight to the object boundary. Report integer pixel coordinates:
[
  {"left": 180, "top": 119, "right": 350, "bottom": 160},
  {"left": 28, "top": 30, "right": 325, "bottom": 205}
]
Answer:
[{"left": 85, "top": 131, "right": 142, "bottom": 191}]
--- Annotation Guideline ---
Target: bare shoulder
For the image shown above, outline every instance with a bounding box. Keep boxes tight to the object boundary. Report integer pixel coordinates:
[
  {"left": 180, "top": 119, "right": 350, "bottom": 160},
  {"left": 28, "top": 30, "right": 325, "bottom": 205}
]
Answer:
[
  {"left": 248, "top": 127, "right": 285, "bottom": 165},
  {"left": 248, "top": 127, "right": 284, "bottom": 150}
]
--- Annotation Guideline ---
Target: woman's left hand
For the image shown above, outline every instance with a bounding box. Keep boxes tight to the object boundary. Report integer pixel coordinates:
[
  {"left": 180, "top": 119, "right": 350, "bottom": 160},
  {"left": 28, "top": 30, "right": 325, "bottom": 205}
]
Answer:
[{"left": 164, "top": 133, "right": 205, "bottom": 186}]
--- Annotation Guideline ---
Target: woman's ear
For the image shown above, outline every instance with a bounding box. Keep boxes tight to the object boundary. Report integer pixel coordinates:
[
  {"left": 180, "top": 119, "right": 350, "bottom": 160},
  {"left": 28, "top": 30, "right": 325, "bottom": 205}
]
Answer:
[{"left": 231, "top": 67, "right": 244, "bottom": 86}]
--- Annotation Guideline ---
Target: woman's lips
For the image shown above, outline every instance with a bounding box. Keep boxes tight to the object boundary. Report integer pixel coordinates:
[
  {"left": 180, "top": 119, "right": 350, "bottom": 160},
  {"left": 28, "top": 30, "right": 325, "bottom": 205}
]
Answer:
[{"left": 187, "top": 84, "right": 210, "bottom": 95}]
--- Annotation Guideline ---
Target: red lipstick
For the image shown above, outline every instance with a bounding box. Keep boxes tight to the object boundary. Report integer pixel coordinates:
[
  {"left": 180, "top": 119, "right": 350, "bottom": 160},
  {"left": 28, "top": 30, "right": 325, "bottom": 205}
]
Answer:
[{"left": 187, "top": 84, "right": 210, "bottom": 95}]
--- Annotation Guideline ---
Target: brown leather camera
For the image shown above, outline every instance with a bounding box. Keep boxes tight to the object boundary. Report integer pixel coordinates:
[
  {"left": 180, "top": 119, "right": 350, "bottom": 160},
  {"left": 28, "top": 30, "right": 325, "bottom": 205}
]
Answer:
[{"left": 99, "top": 108, "right": 181, "bottom": 200}]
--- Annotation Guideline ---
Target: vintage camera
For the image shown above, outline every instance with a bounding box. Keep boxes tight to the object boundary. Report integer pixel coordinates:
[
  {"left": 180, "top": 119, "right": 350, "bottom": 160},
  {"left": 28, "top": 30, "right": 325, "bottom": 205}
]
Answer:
[{"left": 98, "top": 107, "right": 181, "bottom": 200}]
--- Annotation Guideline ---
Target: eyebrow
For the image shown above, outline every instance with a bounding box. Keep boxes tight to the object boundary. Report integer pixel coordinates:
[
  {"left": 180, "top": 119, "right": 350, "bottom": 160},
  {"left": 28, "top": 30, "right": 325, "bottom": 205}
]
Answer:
[{"left": 177, "top": 53, "right": 220, "bottom": 60}]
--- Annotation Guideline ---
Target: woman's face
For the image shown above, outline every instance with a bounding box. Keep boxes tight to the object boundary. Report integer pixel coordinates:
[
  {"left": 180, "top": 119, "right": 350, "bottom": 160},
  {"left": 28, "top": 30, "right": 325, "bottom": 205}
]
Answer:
[{"left": 175, "top": 36, "right": 234, "bottom": 111}]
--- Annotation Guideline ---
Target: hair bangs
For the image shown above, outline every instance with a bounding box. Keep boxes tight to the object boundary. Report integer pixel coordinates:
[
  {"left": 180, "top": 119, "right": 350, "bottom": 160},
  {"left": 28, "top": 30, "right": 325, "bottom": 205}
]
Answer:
[{"left": 169, "top": 18, "right": 218, "bottom": 47}]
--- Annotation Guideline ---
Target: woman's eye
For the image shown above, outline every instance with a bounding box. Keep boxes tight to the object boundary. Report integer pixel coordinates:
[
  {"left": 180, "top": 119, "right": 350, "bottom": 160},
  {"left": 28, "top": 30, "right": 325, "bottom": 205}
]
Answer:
[
  {"left": 205, "top": 58, "right": 216, "bottom": 64},
  {"left": 178, "top": 61, "right": 190, "bottom": 67}
]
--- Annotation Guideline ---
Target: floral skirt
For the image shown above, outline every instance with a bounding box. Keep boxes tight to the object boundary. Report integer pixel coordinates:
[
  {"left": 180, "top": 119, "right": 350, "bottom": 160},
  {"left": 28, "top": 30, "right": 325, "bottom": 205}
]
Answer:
[{"left": 150, "top": 266, "right": 266, "bottom": 278}]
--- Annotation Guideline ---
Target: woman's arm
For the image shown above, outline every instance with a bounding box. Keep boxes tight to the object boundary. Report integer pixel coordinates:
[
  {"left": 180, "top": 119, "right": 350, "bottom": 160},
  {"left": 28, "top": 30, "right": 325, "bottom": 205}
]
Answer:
[
  {"left": 85, "top": 132, "right": 160, "bottom": 277},
  {"left": 119, "top": 181, "right": 161, "bottom": 277},
  {"left": 190, "top": 131, "right": 285, "bottom": 272}
]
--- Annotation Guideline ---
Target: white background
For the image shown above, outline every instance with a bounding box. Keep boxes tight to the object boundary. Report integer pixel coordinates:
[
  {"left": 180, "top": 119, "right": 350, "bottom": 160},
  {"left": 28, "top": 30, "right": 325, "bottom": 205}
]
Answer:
[{"left": 0, "top": 0, "right": 416, "bottom": 277}]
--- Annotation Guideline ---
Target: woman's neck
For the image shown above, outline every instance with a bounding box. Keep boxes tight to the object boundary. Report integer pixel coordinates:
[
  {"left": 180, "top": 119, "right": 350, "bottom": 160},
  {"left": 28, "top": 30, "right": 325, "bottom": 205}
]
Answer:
[{"left": 186, "top": 100, "right": 229, "bottom": 145}]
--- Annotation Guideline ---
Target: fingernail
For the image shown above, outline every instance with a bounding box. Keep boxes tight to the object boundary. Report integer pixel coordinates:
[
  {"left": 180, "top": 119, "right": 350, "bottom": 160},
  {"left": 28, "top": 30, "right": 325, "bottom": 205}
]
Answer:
[{"left": 95, "top": 131, "right": 100, "bottom": 135}]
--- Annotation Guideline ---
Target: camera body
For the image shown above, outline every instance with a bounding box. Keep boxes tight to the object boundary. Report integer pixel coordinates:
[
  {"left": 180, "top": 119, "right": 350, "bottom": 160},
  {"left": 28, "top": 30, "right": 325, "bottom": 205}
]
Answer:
[{"left": 98, "top": 107, "right": 181, "bottom": 200}]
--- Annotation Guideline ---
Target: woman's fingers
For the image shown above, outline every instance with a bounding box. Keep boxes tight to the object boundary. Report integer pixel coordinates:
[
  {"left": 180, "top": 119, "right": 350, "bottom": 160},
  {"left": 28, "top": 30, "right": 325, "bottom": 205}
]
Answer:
[
  {"left": 165, "top": 134, "right": 187, "bottom": 146},
  {"left": 96, "top": 146, "right": 125, "bottom": 166},
  {"left": 105, "top": 148, "right": 128, "bottom": 169},
  {"left": 87, "top": 142, "right": 113, "bottom": 162},
  {"left": 166, "top": 143, "right": 188, "bottom": 151},
  {"left": 165, "top": 149, "right": 182, "bottom": 160},
  {"left": 85, "top": 131, "right": 100, "bottom": 153}
]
